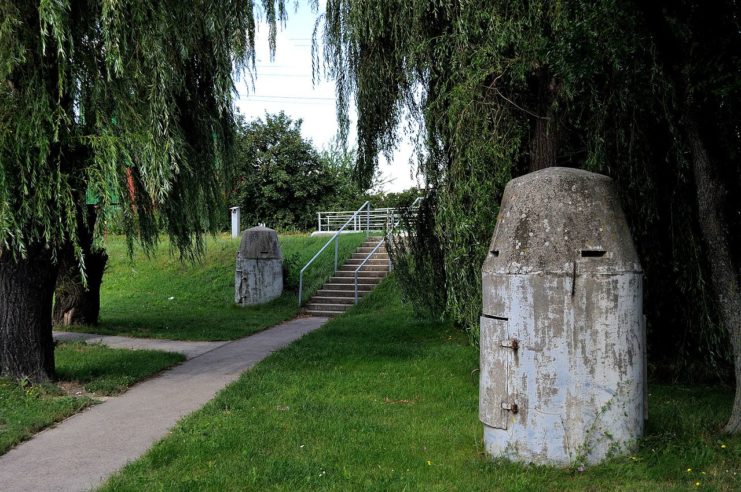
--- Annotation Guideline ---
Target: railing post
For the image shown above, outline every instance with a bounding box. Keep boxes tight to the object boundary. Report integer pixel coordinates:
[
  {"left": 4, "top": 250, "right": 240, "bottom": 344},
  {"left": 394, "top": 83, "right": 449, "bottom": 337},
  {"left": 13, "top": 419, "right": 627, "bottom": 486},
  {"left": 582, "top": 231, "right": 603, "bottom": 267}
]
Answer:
[
  {"left": 317, "top": 212, "right": 321, "bottom": 232},
  {"left": 366, "top": 203, "right": 370, "bottom": 236}
]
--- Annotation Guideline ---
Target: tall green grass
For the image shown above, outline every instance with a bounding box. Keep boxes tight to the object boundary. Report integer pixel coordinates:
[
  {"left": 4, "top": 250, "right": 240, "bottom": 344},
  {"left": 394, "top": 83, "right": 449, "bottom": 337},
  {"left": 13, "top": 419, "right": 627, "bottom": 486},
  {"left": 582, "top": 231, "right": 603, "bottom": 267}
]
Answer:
[{"left": 61, "top": 233, "right": 366, "bottom": 341}]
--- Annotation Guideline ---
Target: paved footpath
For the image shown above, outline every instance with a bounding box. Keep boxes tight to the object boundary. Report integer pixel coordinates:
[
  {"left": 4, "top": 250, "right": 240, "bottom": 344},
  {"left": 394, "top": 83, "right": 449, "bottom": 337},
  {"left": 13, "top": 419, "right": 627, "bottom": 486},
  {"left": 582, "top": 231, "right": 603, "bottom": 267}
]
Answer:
[
  {"left": 52, "top": 331, "right": 229, "bottom": 360},
  {"left": 0, "top": 317, "right": 328, "bottom": 492}
]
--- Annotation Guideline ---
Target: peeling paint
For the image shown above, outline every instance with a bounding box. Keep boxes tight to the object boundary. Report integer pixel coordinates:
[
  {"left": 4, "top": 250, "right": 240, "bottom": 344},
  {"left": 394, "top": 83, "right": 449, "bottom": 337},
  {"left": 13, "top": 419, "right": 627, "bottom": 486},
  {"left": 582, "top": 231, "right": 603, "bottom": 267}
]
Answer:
[{"left": 480, "top": 168, "right": 645, "bottom": 466}]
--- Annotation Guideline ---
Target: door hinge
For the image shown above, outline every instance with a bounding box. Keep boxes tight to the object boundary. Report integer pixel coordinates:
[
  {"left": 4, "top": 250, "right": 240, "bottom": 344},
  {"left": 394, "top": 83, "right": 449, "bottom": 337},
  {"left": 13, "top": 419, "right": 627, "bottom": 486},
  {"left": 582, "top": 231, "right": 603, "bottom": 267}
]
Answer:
[
  {"left": 500, "top": 339, "right": 519, "bottom": 351},
  {"left": 501, "top": 402, "right": 519, "bottom": 414}
]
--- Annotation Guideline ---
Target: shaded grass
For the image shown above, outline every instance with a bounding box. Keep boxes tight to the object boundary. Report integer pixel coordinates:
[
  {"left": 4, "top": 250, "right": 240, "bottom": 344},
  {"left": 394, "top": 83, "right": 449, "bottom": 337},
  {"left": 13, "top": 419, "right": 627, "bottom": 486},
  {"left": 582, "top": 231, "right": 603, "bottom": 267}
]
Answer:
[
  {"left": 0, "top": 343, "right": 182, "bottom": 455},
  {"left": 61, "top": 233, "right": 365, "bottom": 341},
  {"left": 55, "top": 342, "right": 184, "bottom": 395},
  {"left": 103, "top": 278, "right": 741, "bottom": 491}
]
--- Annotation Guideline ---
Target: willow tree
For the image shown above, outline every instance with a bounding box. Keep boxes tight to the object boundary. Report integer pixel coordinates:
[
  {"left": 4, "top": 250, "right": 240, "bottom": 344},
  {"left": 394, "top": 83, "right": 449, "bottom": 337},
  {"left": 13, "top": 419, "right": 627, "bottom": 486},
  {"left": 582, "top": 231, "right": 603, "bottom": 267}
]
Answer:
[
  {"left": 320, "top": 1, "right": 741, "bottom": 431},
  {"left": 0, "top": 0, "right": 286, "bottom": 382}
]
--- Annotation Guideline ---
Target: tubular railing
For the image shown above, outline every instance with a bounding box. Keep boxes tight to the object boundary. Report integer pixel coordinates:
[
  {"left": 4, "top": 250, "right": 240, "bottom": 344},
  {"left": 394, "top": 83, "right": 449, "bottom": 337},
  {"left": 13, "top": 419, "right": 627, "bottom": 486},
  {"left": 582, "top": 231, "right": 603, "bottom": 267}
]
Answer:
[
  {"left": 317, "top": 207, "right": 404, "bottom": 233},
  {"left": 299, "top": 201, "right": 371, "bottom": 306},
  {"left": 352, "top": 197, "right": 423, "bottom": 304}
]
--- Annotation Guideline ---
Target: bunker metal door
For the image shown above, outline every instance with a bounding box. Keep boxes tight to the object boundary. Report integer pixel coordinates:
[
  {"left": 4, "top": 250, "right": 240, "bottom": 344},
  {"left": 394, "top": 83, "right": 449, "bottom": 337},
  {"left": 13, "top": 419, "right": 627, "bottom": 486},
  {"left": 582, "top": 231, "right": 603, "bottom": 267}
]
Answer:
[{"left": 480, "top": 315, "right": 515, "bottom": 429}]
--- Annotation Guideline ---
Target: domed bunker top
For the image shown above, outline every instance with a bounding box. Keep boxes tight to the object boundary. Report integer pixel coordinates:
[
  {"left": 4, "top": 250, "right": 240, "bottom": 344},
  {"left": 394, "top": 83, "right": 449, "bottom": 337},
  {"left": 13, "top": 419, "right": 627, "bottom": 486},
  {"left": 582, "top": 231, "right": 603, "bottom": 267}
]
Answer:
[
  {"left": 484, "top": 167, "right": 641, "bottom": 275},
  {"left": 238, "top": 226, "right": 282, "bottom": 260}
]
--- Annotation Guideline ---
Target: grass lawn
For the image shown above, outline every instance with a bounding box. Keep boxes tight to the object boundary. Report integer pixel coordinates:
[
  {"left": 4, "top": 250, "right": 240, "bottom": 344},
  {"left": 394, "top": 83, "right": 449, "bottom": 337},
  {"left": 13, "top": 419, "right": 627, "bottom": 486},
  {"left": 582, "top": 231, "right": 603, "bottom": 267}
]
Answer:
[
  {"left": 0, "top": 343, "right": 183, "bottom": 455},
  {"left": 103, "top": 278, "right": 740, "bottom": 491},
  {"left": 60, "top": 233, "right": 366, "bottom": 341}
]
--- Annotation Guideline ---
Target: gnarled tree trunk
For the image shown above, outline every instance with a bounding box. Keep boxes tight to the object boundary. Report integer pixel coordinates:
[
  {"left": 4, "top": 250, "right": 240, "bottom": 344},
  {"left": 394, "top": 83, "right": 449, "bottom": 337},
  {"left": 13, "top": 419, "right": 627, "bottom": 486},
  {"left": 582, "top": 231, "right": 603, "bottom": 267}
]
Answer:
[
  {"left": 687, "top": 120, "right": 741, "bottom": 433},
  {"left": 0, "top": 247, "right": 59, "bottom": 382},
  {"left": 53, "top": 248, "right": 108, "bottom": 326},
  {"left": 53, "top": 204, "right": 108, "bottom": 327}
]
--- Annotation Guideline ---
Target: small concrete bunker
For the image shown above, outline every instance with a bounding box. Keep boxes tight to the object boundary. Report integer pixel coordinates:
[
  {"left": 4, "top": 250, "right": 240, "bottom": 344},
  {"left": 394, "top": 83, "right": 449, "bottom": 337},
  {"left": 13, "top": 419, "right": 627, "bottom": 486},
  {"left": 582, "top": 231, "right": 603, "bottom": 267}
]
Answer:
[
  {"left": 235, "top": 226, "right": 283, "bottom": 306},
  {"left": 480, "top": 167, "right": 645, "bottom": 466}
]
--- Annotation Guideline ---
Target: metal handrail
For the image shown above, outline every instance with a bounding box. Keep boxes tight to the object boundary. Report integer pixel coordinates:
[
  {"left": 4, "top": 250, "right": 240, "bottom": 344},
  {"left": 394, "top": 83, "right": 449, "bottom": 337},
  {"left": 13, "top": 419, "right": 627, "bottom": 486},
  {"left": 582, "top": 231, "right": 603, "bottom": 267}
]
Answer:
[
  {"left": 352, "top": 197, "right": 423, "bottom": 304},
  {"left": 299, "top": 201, "right": 371, "bottom": 305},
  {"left": 316, "top": 205, "right": 416, "bottom": 233}
]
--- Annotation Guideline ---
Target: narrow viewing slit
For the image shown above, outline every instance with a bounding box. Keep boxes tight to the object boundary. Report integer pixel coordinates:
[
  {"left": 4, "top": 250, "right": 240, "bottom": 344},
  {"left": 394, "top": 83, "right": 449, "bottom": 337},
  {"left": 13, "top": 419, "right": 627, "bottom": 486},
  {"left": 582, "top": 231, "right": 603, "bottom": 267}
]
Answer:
[
  {"left": 482, "top": 314, "right": 508, "bottom": 321},
  {"left": 581, "top": 250, "right": 606, "bottom": 257},
  {"left": 490, "top": 250, "right": 499, "bottom": 257}
]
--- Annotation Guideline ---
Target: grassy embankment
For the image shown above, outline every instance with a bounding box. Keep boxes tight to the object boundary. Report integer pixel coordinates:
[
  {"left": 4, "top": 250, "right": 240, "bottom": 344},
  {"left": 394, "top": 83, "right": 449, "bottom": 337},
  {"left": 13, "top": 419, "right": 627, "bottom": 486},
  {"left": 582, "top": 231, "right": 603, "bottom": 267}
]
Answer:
[
  {"left": 62, "top": 233, "right": 366, "bottom": 341},
  {"left": 103, "top": 278, "right": 740, "bottom": 491},
  {"left": 0, "top": 343, "right": 183, "bottom": 455}
]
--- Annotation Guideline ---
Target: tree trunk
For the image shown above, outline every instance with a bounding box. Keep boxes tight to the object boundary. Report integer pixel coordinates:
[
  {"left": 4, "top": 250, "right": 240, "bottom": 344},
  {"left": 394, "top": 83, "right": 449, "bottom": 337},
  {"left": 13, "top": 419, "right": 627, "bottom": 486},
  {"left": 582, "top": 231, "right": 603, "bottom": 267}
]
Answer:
[
  {"left": 687, "top": 120, "right": 741, "bottom": 433},
  {"left": 0, "top": 248, "right": 59, "bottom": 382},
  {"left": 52, "top": 249, "right": 108, "bottom": 326},
  {"left": 529, "top": 70, "right": 559, "bottom": 172},
  {"left": 53, "top": 204, "right": 107, "bottom": 327},
  {"left": 530, "top": 115, "right": 558, "bottom": 171}
]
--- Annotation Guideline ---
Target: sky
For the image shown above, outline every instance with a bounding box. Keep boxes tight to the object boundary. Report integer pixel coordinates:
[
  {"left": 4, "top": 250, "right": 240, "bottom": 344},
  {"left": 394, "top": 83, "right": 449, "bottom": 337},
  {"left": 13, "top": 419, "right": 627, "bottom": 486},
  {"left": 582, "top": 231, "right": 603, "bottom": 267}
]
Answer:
[{"left": 234, "top": 2, "right": 419, "bottom": 193}]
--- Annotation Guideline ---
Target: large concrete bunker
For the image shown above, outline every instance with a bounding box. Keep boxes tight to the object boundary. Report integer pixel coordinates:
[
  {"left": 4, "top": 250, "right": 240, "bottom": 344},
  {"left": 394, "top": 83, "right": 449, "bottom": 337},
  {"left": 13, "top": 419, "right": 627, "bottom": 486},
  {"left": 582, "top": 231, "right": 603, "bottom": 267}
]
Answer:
[
  {"left": 480, "top": 167, "right": 645, "bottom": 466},
  {"left": 235, "top": 225, "right": 283, "bottom": 306}
]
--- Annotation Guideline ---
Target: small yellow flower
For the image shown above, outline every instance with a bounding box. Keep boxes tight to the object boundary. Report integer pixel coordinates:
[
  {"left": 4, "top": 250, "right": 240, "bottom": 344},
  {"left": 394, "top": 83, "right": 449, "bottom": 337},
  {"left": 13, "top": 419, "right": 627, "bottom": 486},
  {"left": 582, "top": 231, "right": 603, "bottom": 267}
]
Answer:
[
  {"left": 695, "top": 482, "right": 701, "bottom": 487},
  {"left": 427, "top": 460, "right": 432, "bottom": 466},
  {"left": 687, "top": 468, "right": 692, "bottom": 473},
  {"left": 721, "top": 444, "right": 727, "bottom": 449}
]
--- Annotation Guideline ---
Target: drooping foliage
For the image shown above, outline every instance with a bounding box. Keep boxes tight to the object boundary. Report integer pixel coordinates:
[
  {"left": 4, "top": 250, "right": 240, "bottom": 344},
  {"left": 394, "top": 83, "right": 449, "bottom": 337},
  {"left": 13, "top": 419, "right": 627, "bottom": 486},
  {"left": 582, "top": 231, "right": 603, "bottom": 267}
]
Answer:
[
  {"left": 0, "top": 0, "right": 286, "bottom": 262},
  {"left": 0, "top": 0, "right": 287, "bottom": 382},
  {"left": 320, "top": 0, "right": 741, "bottom": 381}
]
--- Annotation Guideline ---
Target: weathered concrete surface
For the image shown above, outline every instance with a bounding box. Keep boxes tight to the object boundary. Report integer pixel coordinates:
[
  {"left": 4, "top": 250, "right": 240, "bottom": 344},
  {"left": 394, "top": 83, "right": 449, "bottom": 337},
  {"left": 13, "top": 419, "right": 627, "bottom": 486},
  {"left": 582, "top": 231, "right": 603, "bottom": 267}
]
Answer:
[
  {"left": 0, "top": 317, "right": 328, "bottom": 492},
  {"left": 235, "top": 225, "right": 283, "bottom": 305},
  {"left": 53, "top": 331, "right": 227, "bottom": 359},
  {"left": 480, "top": 167, "right": 645, "bottom": 466}
]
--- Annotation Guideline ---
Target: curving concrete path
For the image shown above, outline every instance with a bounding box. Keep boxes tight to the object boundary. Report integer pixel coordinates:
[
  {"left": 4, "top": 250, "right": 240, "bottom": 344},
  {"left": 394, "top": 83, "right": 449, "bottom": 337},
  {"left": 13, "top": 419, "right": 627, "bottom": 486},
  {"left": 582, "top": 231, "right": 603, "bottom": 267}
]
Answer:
[{"left": 0, "top": 317, "right": 328, "bottom": 492}]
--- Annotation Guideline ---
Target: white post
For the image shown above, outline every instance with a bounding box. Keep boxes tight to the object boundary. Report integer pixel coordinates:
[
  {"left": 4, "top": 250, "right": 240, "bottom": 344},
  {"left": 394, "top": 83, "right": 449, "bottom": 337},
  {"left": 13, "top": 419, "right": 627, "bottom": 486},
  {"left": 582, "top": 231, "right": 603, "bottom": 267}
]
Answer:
[{"left": 230, "top": 207, "right": 240, "bottom": 238}]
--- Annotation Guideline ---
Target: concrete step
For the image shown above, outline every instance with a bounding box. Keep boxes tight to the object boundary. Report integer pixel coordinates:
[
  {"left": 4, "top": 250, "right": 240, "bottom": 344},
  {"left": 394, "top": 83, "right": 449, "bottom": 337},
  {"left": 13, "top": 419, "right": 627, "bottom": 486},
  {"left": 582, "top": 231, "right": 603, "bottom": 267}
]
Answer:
[
  {"left": 344, "top": 258, "right": 388, "bottom": 265},
  {"left": 305, "top": 302, "right": 349, "bottom": 312},
  {"left": 310, "top": 295, "right": 355, "bottom": 305},
  {"left": 351, "top": 252, "right": 389, "bottom": 260},
  {"left": 303, "top": 237, "right": 388, "bottom": 318},
  {"left": 326, "top": 277, "right": 382, "bottom": 285},
  {"left": 302, "top": 308, "right": 341, "bottom": 317},
  {"left": 357, "top": 245, "right": 386, "bottom": 253},
  {"left": 337, "top": 265, "right": 389, "bottom": 273},
  {"left": 333, "top": 270, "right": 387, "bottom": 278},
  {"left": 328, "top": 275, "right": 383, "bottom": 283},
  {"left": 323, "top": 283, "right": 377, "bottom": 292},
  {"left": 316, "top": 289, "right": 370, "bottom": 298}
]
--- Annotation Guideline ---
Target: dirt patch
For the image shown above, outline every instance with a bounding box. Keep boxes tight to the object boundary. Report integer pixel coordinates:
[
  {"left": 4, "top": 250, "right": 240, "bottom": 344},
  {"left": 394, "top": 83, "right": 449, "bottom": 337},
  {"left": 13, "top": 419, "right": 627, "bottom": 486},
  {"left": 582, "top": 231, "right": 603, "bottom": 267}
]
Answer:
[{"left": 57, "top": 381, "right": 110, "bottom": 401}]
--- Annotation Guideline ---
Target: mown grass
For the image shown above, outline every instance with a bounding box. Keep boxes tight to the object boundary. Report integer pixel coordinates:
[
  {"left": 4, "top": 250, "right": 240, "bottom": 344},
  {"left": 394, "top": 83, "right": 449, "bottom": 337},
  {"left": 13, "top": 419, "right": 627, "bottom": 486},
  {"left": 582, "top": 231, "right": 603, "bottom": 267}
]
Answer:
[
  {"left": 61, "top": 233, "right": 365, "bottom": 341},
  {"left": 103, "top": 278, "right": 740, "bottom": 491},
  {"left": 0, "top": 343, "right": 183, "bottom": 455}
]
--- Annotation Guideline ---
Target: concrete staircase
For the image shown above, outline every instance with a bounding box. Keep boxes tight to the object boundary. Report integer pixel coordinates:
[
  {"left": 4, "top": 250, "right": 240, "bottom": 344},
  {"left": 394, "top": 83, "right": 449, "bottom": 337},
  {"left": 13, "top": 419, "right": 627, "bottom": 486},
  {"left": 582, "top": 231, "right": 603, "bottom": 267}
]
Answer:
[{"left": 303, "top": 237, "right": 390, "bottom": 317}]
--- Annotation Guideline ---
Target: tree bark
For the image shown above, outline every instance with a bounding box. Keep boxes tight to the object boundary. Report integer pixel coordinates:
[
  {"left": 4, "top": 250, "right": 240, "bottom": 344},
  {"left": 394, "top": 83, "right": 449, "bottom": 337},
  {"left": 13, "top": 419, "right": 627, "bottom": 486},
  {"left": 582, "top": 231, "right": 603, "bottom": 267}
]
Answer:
[
  {"left": 52, "top": 248, "right": 108, "bottom": 326},
  {"left": 0, "top": 247, "right": 59, "bottom": 382},
  {"left": 687, "top": 120, "right": 741, "bottom": 433},
  {"left": 529, "top": 70, "right": 559, "bottom": 172},
  {"left": 52, "top": 204, "right": 107, "bottom": 327},
  {"left": 530, "top": 115, "right": 558, "bottom": 171}
]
